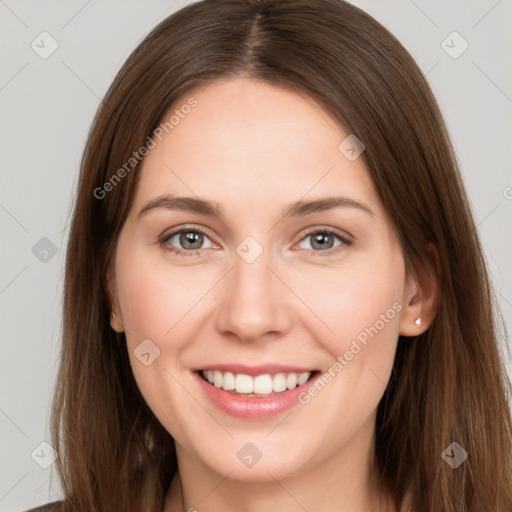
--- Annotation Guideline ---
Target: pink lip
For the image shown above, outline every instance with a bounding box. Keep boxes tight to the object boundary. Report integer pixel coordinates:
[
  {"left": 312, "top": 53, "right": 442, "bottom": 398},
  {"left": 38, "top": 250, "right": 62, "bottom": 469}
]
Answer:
[
  {"left": 191, "top": 363, "right": 316, "bottom": 376},
  {"left": 192, "top": 370, "right": 320, "bottom": 420}
]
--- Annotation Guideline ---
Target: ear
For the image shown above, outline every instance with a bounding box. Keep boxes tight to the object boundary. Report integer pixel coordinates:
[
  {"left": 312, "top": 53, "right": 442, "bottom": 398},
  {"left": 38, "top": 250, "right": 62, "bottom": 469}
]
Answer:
[
  {"left": 399, "top": 245, "right": 439, "bottom": 337},
  {"left": 106, "top": 262, "right": 125, "bottom": 333}
]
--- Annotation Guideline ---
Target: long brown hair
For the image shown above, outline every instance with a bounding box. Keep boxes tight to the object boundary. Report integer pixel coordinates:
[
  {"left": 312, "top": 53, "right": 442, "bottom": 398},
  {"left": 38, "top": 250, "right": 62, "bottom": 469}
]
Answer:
[{"left": 48, "top": 0, "right": 512, "bottom": 510}]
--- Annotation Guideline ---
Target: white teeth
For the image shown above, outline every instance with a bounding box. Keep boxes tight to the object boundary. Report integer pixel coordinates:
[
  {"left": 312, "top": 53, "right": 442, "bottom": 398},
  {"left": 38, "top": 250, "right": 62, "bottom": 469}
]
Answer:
[
  {"left": 297, "top": 372, "right": 310, "bottom": 386},
  {"left": 213, "top": 370, "right": 223, "bottom": 388},
  {"left": 202, "top": 370, "right": 313, "bottom": 395},
  {"left": 286, "top": 372, "right": 298, "bottom": 389},
  {"left": 273, "top": 373, "right": 287, "bottom": 392},
  {"left": 222, "top": 371, "right": 235, "bottom": 390},
  {"left": 235, "top": 374, "right": 253, "bottom": 393},
  {"left": 254, "top": 374, "right": 273, "bottom": 394}
]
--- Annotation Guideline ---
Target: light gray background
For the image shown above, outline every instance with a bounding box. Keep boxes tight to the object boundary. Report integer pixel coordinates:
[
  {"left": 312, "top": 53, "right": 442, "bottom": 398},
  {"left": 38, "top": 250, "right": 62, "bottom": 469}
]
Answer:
[{"left": 1, "top": 1, "right": 511, "bottom": 510}]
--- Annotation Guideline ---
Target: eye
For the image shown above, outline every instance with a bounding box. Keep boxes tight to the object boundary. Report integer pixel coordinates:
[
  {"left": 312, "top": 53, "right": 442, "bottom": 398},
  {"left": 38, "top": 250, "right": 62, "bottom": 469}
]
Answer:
[
  {"left": 158, "top": 226, "right": 352, "bottom": 258},
  {"left": 159, "top": 227, "right": 216, "bottom": 257},
  {"left": 296, "top": 228, "right": 352, "bottom": 255}
]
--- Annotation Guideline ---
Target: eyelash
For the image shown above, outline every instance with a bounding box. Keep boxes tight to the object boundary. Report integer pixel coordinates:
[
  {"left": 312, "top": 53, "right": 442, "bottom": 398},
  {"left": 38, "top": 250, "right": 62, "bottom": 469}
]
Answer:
[{"left": 158, "top": 226, "right": 353, "bottom": 258}]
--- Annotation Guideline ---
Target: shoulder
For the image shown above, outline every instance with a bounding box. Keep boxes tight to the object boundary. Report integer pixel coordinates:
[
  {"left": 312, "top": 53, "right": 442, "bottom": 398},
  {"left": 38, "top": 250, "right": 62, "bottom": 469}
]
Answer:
[{"left": 22, "top": 500, "right": 64, "bottom": 512}]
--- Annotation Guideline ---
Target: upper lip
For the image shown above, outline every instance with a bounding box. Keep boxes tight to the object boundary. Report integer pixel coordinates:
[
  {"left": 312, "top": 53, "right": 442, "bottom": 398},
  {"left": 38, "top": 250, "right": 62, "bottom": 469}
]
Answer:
[{"left": 193, "top": 364, "right": 318, "bottom": 376}]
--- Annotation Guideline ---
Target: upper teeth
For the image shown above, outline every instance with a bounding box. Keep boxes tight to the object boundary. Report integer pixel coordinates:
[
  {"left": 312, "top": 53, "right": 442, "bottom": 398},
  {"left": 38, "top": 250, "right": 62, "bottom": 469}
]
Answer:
[{"left": 202, "top": 370, "right": 312, "bottom": 394}]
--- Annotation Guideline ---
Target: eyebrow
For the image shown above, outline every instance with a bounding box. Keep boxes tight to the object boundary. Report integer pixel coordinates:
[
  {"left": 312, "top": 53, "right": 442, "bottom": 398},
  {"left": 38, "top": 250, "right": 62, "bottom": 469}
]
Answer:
[{"left": 137, "top": 194, "right": 375, "bottom": 221}]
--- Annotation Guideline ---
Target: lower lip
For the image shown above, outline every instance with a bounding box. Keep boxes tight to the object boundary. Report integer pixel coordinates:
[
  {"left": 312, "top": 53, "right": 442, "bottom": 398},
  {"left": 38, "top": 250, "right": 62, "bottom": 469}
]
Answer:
[{"left": 193, "top": 371, "right": 319, "bottom": 420}]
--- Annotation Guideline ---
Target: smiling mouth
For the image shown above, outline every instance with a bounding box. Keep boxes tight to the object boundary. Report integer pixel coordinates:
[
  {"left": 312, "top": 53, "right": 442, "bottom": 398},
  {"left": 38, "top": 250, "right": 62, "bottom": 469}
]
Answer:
[{"left": 196, "top": 369, "right": 320, "bottom": 398}]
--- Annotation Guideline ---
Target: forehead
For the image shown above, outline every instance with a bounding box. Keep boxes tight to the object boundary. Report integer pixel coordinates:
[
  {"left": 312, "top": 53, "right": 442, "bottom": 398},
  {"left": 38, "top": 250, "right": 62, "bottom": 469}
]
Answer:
[{"left": 132, "top": 78, "right": 380, "bottom": 217}]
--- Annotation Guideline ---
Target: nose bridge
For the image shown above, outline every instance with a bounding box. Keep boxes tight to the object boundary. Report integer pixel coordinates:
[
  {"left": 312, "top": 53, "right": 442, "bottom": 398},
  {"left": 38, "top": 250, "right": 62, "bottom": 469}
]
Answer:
[{"left": 215, "top": 237, "right": 291, "bottom": 342}]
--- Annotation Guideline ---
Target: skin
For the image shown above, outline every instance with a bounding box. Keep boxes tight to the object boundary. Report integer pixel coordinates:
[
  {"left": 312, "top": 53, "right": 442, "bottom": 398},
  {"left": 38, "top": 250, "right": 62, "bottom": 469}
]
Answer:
[{"left": 107, "top": 78, "right": 437, "bottom": 512}]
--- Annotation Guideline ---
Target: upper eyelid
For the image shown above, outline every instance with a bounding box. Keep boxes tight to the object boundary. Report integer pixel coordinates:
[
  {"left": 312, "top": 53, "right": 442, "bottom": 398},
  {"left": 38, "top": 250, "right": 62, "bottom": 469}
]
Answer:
[{"left": 297, "top": 225, "right": 353, "bottom": 240}]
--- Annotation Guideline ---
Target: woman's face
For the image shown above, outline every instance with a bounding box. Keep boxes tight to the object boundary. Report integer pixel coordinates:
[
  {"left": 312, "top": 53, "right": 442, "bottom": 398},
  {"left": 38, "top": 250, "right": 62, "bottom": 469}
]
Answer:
[{"left": 108, "top": 78, "right": 417, "bottom": 482}]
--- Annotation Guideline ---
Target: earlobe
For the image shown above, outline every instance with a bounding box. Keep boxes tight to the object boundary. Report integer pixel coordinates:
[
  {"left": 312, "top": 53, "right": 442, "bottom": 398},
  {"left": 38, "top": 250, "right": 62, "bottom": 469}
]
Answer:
[
  {"left": 399, "top": 254, "right": 439, "bottom": 337},
  {"left": 106, "top": 265, "right": 125, "bottom": 333},
  {"left": 110, "top": 310, "right": 124, "bottom": 333}
]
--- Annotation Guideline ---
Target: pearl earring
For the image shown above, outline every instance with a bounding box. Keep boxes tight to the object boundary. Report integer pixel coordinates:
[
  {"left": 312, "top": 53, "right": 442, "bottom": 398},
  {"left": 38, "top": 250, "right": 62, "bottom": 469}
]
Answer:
[{"left": 414, "top": 317, "right": 422, "bottom": 327}]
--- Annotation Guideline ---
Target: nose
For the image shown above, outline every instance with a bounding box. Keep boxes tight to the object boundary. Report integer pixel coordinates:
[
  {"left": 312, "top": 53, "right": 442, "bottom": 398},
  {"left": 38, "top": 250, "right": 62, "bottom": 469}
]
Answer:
[{"left": 214, "top": 243, "right": 294, "bottom": 344}]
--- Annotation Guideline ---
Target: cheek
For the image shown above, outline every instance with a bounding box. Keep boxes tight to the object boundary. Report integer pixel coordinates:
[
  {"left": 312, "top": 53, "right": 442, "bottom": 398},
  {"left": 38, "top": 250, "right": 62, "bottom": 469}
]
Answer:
[
  {"left": 114, "top": 248, "right": 201, "bottom": 438},
  {"left": 291, "top": 250, "right": 405, "bottom": 423},
  {"left": 290, "top": 259, "right": 404, "bottom": 440},
  {"left": 294, "top": 253, "right": 405, "bottom": 357},
  {"left": 116, "top": 247, "right": 203, "bottom": 346}
]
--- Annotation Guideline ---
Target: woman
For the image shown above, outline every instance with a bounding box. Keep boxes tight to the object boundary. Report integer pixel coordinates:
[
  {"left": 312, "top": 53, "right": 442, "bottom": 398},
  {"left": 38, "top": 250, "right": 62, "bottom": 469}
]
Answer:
[{"left": 25, "top": 0, "right": 512, "bottom": 511}]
